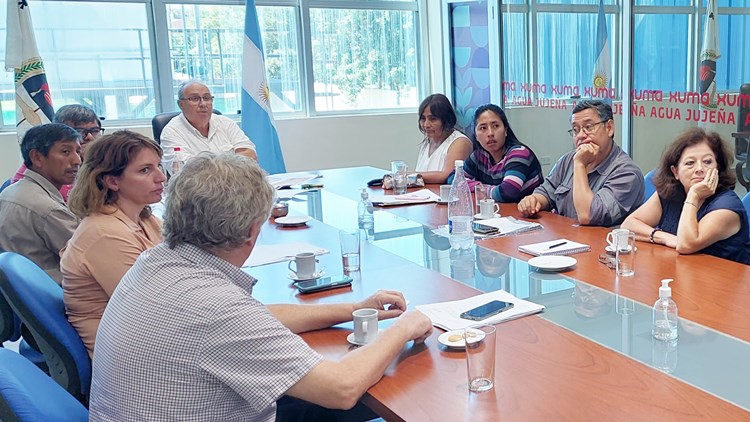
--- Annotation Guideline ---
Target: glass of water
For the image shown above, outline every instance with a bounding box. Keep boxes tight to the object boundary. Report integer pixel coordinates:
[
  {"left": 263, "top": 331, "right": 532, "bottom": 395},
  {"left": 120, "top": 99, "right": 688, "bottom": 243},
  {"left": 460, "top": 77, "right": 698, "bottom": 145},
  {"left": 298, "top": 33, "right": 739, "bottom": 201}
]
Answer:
[
  {"left": 339, "top": 229, "right": 361, "bottom": 272},
  {"left": 391, "top": 160, "right": 408, "bottom": 195}
]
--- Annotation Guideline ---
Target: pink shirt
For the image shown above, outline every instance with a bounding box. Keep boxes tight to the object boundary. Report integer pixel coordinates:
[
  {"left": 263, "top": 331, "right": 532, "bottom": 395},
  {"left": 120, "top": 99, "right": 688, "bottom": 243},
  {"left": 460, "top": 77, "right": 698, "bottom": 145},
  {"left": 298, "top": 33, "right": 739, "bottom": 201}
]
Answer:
[
  {"left": 12, "top": 164, "right": 73, "bottom": 201},
  {"left": 61, "top": 205, "right": 162, "bottom": 357}
]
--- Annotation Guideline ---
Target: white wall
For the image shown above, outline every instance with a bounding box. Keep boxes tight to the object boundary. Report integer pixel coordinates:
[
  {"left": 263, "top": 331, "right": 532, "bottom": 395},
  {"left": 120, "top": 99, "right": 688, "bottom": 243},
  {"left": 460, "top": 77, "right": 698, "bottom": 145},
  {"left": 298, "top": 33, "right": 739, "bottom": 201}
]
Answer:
[{"left": 0, "top": 113, "right": 423, "bottom": 179}]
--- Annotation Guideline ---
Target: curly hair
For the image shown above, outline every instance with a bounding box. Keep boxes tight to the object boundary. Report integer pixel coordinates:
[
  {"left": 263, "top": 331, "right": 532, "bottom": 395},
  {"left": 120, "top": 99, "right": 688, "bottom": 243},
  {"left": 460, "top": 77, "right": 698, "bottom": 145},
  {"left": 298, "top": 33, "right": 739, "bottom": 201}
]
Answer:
[{"left": 652, "top": 127, "right": 735, "bottom": 202}]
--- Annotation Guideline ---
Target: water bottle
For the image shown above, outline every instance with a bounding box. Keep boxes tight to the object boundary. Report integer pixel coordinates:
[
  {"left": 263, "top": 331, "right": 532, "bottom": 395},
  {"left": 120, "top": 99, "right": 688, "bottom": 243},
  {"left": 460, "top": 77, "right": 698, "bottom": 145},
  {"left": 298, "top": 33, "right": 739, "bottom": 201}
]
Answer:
[
  {"left": 171, "top": 146, "right": 186, "bottom": 177},
  {"left": 652, "top": 279, "right": 678, "bottom": 341},
  {"left": 358, "top": 188, "right": 375, "bottom": 242},
  {"left": 448, "top": 160, "right": 474, "bottom": 250}
]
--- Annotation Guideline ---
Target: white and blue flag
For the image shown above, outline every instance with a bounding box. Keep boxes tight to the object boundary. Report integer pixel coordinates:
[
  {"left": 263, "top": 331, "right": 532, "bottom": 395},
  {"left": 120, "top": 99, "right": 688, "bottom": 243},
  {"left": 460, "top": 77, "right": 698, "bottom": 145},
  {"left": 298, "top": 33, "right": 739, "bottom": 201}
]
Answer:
[
  {"left": 592, "top": 0, "right": 611, "bottom": 102},
  {"left": 242, "top": 0, "right": 286, "bottom": 174}
]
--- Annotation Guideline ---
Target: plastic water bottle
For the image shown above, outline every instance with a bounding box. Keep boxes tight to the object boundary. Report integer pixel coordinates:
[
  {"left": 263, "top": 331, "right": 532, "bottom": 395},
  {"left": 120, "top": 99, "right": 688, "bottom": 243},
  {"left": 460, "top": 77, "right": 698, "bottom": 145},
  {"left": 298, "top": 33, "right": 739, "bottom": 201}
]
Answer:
[
  {"left": 171, "top": 146, "right": 187, "bottom": 177},
  {"left": 652, "top": 279, "right": 678, "bottom": 341},
  {"left": 448, "top": 160, "right": 474, "bottom": 250},
  {"left": 358, "top": 188, "right": 374, "bottom": 242}
]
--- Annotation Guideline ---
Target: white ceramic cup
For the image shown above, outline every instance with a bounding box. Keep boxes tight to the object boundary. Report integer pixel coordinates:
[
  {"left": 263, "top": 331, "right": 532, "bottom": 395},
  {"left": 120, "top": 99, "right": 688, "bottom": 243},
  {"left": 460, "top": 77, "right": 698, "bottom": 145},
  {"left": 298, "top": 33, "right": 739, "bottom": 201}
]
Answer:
[
  {"left": 288, "top": 252, "right": 318, "bottom": 279},
  {"left": 478, "top": 199, "right": 500, "bottom": 218},
  {"left": 353, "top": 308, "right": 379, "bottom": 344},
  {"left": 606, "top": 228, "right": 630, "bottom": 250},
  {"left": 439, "top": 185, "right": 451, "bottom": 202}
]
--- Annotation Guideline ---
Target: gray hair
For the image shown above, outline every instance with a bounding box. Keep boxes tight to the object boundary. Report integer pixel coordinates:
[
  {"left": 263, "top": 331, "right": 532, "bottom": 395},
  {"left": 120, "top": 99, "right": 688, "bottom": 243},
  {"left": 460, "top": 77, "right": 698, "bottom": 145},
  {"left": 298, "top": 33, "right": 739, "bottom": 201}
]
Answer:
[
  {"left": 53, "top": 104, "right": 101, "bottom": 127},
  {"left": 177, "top": 80, "right": 209, "bottom": 101},
  {"left": 163, "top": 152, "right": 274, "bottom": 251}
]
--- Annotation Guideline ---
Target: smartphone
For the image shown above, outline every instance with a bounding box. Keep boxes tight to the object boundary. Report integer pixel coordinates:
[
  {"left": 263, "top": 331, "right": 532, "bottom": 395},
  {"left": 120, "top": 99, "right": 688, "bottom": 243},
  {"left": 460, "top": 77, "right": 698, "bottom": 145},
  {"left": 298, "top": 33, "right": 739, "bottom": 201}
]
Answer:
[
  {"left": 296, "top": 276, "right": 353, "bottom": 294},
  {"left": 460, "top": 300, "right": 514, "bottom": 321},
  {"left": 472, "top": 222, "right": 499, "bottom": 235}
]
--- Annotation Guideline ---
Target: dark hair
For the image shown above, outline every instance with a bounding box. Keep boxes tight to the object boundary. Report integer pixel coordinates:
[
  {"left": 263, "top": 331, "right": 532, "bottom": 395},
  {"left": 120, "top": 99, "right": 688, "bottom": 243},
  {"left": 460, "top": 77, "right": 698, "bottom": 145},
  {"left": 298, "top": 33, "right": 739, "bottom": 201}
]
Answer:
[
  {"left": 653, "top": 127, "right": 735, "bottom": 201},
  {"left": 571, "top": 100, "right": 614, "bottom": 122},
  {"left": 472, "top": 104, "right": 521, "bottom": 149},
  {"left": 53, "top": 104, "right": 101, "bottom": 128},
  {"left": 67, "top": 130, "right": 162, "bottom": 219},
  {"left": 21, "top": 123, "right": 81, "bottom": 168},
  {"left": 418, "top": 94, "right": 457, "bottom": 137}
]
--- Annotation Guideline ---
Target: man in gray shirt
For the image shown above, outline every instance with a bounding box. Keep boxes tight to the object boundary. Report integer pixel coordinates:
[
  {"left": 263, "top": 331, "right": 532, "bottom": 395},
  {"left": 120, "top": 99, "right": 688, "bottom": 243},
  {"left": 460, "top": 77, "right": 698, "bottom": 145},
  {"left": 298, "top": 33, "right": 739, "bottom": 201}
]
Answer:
[
  {"left": 518, "top": 100, "right": 644, "bottom": 226},
  {"left": 0, "top": 124, "right": 81, "bottom": 283},
  {"left": 90, "top": 153, "right": 432, "bottom": 421}
]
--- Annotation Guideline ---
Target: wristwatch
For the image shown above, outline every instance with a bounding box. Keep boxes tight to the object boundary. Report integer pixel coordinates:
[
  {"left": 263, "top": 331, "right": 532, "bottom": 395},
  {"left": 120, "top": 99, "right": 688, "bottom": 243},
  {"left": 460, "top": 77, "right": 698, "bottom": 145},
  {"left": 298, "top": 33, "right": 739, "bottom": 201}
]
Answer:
[{"left": 650, "top": 227, "right": 661, "bottom": 244}]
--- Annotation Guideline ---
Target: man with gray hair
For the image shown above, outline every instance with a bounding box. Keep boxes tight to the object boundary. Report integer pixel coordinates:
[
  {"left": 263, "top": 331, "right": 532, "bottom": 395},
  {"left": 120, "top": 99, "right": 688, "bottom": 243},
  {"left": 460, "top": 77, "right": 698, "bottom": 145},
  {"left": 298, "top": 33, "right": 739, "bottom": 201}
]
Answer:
[
  {"left": 518, "top": 100, "right": 644, "bottom": 226},
  {"left": 160, "top": 80, "right": 257, "bottom": 173},
  {"left": 89, "top": 153, "right": 432, "bottom": 421},
  {"left": 10, "top": 104, "right": 102, "bottom": 201}
]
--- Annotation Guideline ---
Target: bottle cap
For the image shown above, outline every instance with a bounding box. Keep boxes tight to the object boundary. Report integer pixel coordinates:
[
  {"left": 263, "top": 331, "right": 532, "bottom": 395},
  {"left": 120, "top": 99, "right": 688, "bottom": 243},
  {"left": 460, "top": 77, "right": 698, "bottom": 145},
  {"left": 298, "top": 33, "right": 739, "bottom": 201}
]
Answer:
[
  {"left": 454, "top": 160, "right": 464, "bottom": 168},
  {"left": 659, "top": 278, "right": 673, "bottom": 298},
  {"left": 174, "top": 146, "right": 181, "bottom": 152}
]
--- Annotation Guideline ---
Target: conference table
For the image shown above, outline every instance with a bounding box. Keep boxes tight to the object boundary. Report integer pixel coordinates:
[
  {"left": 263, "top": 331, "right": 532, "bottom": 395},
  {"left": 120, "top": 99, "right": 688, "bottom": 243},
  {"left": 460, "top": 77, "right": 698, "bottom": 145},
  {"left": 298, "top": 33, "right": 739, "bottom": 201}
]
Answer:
[{"left": 248, "top": 166, "right": 750, "bottom": 420}]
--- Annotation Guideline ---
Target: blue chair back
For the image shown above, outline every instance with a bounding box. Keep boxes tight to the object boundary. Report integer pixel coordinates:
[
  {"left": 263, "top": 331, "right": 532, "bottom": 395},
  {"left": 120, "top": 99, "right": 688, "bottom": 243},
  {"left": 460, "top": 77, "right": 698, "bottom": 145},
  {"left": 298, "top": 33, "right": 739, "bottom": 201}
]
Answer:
[
  {"left": 0, "top": 294, "right": 20, "bottom": 344},
  {"left": 644, "top": 168, "right": 657, "bottom": 199},
  {"left": 0, "top": 178, "right": 10, "bottom": 194},
  {"left": 0, "top": 253, "right": 91, "bottom": 405},
  {"left": 0, "top": 348, "right": 88, "bottom": 421},
  {"left": 742, "top": 193, "right": 750, "bottom": 240}
]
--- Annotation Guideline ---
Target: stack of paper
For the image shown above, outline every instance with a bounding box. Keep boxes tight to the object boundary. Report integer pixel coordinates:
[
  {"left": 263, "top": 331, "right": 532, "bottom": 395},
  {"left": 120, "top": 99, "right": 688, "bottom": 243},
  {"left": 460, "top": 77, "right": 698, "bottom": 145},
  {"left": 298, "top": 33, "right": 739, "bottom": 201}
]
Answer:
[
  {"left": 518, "top": 238, "right": 590, "bottom": 256},
  {"left": 370, "top": 189, "right": 440, "bottom": 206},
  {"left": 243, "top": 242, "right": 329, "bottom": 267},
  {"left": 415, "top": 290, "right": 545, "bottom": 331},
  {"left": 475, "top": 216, "right": 543, "bottom": 237}
]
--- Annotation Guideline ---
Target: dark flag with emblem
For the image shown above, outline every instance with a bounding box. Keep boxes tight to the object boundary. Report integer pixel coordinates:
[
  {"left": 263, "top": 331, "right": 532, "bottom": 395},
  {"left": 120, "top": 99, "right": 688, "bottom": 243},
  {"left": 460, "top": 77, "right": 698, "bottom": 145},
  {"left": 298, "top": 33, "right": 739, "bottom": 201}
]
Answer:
[
  {"left": 699, "top": 0, "right": 720, "bottom": 115},
  {"left": 5, "top": 0, "right": 54, "bottom": 142}
]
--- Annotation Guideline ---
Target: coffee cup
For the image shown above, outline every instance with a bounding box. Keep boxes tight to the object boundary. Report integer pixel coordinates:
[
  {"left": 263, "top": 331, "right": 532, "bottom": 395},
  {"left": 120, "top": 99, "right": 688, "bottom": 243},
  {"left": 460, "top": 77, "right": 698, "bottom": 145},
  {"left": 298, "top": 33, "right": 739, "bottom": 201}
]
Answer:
[
  {"left": 352, "top": 308, "right": 379, "bottom": 344},
  {"left": 478, "top": 199, "right": 499, "bottom": 218},
  {"left": 288, "top": 252, "right": 318, "bottom": 279},
  {"left": 606, "top": 228, "right": 630, "bottom": 251}
]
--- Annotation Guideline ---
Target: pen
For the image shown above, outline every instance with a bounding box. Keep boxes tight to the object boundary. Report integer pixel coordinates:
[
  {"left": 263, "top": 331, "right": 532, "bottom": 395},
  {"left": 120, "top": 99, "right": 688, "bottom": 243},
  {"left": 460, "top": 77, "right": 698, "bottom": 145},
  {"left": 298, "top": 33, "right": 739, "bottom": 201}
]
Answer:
[
  {"left": 547, "top": 241, "right": 567, "bottom": 249},
  {"left": 301, "top": 183, "right": 324, "bottom": 189}
]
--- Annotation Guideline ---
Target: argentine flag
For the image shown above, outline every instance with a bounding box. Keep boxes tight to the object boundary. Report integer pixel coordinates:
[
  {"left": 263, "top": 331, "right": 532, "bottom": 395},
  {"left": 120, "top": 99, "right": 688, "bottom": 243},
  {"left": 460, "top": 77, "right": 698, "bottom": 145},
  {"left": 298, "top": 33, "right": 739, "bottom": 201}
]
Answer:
[
  {"left": 242, "top": 0, "right": 286, "bottom": 174},
  {"left": 592, "top": 0, "right": 611, "bottom": 102}
]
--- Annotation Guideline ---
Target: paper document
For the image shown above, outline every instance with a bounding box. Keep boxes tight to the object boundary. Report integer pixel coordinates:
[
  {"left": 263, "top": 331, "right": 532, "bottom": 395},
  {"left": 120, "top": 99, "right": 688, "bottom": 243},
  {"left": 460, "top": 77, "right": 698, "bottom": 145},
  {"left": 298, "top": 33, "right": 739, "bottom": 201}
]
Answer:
[
  {"left": 431, "top": 216, "right": 542, "bottom": 240},
  {"left": 267, "top": 173, "right": 319, "bottom": 189},
  {"left": 416, "top": 290, "right": 545, "bottom": 331},
  {"left": 370, "top": 189, "right": 440, "bottom": 206},
  {"left": 518, "top": 238, "right": 590, "bottom": 256},
  {"left": 244, "top": 242, "right": 329, "bottom": 267}
]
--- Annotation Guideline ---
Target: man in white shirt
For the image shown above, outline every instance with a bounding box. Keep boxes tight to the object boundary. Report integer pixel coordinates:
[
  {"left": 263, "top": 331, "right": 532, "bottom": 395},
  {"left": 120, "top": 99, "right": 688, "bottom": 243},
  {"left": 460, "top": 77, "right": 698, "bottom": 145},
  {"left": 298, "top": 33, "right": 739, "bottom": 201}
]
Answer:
[{"left": 160, "top": 81, "right": 258, "bottom": 168}]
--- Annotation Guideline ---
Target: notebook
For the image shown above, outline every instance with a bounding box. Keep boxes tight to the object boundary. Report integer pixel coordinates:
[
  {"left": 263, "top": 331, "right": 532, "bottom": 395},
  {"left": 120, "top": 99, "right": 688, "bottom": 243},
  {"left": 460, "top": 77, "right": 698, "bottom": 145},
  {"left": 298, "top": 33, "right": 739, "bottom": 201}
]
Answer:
[
  {"left": 518, "top": 238, "right": 590, "bottom": 256},
  {"left": 475, "top": 216, "right": 543, "bottom": 238}
]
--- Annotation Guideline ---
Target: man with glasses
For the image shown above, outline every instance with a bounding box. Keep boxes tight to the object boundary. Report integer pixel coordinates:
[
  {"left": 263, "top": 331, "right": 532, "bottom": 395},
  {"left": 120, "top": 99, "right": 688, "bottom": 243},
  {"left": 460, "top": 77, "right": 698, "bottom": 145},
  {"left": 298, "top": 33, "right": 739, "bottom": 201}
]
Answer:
[
  {"left": 160, "top": 80, "right": 257, "bottom": 170},
  {"left": 518, "top": 100, "right": 644, "bottom": 226},
  {"left": 9, "top": 104, "right": 103, "bottom": 201}
]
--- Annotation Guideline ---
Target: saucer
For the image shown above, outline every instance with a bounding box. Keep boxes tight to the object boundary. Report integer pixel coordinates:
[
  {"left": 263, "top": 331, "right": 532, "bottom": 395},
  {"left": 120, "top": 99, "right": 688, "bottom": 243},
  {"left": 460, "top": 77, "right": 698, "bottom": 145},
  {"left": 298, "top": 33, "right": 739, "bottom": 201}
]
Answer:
[
  {"left": 528, "top": 255, "right": 577, "bottom": 272},
  {"left": 275, "top": 216, "right": 312, "bottom": 227},
  {"left": 288, "top": 270, "right": 325, "bottom": 281},
  {"left": 437, "top": 328, "right": 486, "bottom": 349},
  {"left": 346, "top": 330, "right": 382, "bottom": 346},
  {"left": 474, "top": 213, "right": 500, "bottom": 220},
  {"left": 605, "top": 245, "right": 634, "bottom": 255}
]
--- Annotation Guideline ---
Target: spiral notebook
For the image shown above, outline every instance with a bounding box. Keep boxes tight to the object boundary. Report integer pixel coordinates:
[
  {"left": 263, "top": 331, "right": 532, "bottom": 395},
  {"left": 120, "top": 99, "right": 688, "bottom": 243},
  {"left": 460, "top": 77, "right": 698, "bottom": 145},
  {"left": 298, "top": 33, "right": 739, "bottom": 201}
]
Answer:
[{"left": 518, "top": 238, "right": 590, "bottom": 256}]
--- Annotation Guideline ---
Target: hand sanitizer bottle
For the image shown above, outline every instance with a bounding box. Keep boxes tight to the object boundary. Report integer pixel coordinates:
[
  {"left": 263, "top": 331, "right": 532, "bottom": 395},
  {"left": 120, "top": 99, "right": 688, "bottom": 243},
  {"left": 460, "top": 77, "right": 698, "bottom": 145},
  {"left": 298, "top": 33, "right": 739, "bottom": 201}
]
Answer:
[{"left": 652, "top": 279, "right": 678, "bottom": 341}]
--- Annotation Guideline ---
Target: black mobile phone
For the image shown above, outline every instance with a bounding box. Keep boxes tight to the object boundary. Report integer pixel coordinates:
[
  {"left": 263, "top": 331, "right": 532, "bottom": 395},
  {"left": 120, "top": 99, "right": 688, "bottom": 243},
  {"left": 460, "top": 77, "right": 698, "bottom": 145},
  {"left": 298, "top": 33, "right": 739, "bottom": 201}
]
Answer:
[
  {"left": 460, "top": 300, "right": 514, "bottom": 321},
  {"left": 472, "top": 221, "right": 499, "bottom": 235},
  {"left": 296, "top": 276, "right": 353, "bottom": 294}
]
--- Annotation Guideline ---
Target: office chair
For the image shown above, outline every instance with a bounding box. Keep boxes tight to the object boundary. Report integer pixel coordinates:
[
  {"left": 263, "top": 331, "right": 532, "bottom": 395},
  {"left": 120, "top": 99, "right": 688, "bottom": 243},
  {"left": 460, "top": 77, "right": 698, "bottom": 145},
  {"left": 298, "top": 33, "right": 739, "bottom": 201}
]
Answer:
[
  {"left": 0, "top": 348, "right": 88, "bottom": 422},
  {"left": 0, "top": 253, "right": 91, "bottom": 405},
  {"left": 151, "top": 108, "right": 222, "bottom": 144},
  {"left": 644, "top": 168, "right": 657, "bottom": 200},
  {"left": 0, "top": 179, "right": 10, "bottom": 194},
  {"left": 734, "top": 83, "right": 750, "bottom": 189}
]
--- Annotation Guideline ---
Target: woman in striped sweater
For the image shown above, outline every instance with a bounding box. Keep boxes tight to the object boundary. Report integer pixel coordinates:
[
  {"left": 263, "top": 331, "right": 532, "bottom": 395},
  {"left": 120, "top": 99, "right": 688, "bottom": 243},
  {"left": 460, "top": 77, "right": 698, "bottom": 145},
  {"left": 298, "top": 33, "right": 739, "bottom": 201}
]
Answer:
[{"left": 464, "top": 104, "right": 543, "bottom": 203}]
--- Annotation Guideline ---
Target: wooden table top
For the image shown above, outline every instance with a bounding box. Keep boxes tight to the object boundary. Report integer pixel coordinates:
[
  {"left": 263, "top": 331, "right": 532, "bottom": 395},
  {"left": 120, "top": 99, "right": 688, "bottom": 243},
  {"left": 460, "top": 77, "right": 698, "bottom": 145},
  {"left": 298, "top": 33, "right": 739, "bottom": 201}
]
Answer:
[{"left": 254, "top": 167, "right": 750, "bottom": 420}]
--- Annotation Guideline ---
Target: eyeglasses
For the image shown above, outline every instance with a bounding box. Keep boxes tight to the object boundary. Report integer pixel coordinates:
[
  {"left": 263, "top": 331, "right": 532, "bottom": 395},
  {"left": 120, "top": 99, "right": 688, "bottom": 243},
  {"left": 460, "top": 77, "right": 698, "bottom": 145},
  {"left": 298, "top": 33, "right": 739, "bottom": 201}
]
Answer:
[
  {"left": 567, "top": 120, "right": 608, "bottom": 137},
  {"left": 74, "top": 127, "right": 104, "bottom": 137},
  {"left": 180, "top": 95, "right": 215, "bottom": 104}
]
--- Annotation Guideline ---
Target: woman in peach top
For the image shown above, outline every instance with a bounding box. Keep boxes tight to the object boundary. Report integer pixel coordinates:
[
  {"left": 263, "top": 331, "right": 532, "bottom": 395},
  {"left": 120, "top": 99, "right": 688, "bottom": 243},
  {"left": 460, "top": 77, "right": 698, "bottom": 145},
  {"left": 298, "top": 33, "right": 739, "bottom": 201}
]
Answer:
[{"left": 61, "top": 130, "right": 166, "bottom": 357}]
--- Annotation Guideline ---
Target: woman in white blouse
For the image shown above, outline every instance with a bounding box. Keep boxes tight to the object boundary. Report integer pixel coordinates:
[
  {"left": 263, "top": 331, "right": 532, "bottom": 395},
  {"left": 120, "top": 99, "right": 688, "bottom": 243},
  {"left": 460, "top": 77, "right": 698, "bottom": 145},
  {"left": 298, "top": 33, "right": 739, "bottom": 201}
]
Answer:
[{"left": 414, "top": 94, "right": 472, "bottom": 183}]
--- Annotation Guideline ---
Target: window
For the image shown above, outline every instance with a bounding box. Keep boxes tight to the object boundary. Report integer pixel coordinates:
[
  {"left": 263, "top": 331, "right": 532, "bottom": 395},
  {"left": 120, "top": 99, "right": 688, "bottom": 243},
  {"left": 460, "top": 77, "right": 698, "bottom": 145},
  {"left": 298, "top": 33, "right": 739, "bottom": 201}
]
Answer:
[{"left": 0, "top": 0, "right": 421, "bottom": 129}]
